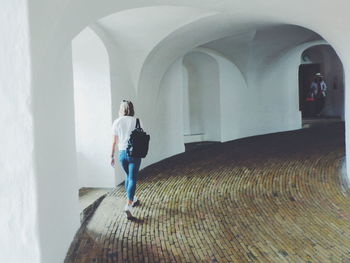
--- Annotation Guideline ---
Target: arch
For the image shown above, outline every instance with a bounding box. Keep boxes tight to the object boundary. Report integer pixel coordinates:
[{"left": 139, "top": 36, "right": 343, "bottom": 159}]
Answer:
[
  {"left": 136, "top": 23, "right": 341, "bottom": 150},
  {"left": 188, "top": 48, "right": 249, "bottom": 142},
  {"left": 183, "top": 51, "right": 221, "bottom": 143},
  {"left": 95, "top": 6, "right": 218, "bottom": 95},
  {"left": 27, "top": 3, "right": 350, "bottom": 262},
  {"left": 135, "top": 21, "right": 333, "bottom": 130},
  {"left": 72, "top": 26, "right": 115, "bottom": 188}
]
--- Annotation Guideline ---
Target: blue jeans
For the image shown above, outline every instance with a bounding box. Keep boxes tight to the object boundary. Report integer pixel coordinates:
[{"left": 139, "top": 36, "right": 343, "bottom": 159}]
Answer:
[{"left": 118, "top": 150, "right": 141, "bottom": 201}]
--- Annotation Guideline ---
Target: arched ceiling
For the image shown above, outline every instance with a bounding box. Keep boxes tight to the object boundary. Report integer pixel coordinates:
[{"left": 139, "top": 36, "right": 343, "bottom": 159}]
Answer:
[
  {"left": 52, "top": 0, "right": 350, "bottom": 45},
  {"left": 32, "top": 0, "right": 350, "bottom": 91},
  {"left": 93, "top": 6, "right": 326, "bottom": 89},
  {"left": 201, "top": 25, "right": 323, "bottom": 73},
  {"left": 72, "top": 5, "right": 338, "bottom": 122},
  {"left": 96, "top": 6, "right": 217, "bottom": 84}
]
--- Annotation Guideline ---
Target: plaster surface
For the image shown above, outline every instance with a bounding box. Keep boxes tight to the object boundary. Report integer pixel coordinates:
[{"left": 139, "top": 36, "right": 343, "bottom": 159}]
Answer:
[
  {"left": 183, "top": 52, "right": 221, "bottom": 142},
  {"left": 72, "top": 27, "right": 115, "bottom": 188},
  {"left": 0, "top": 1, "right": 40, "bottom": 263}
]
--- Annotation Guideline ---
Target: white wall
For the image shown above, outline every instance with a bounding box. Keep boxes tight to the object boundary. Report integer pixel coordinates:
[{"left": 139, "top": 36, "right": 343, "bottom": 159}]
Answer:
[
  {"left": 183, "top": 52, "right": 221, "bottom": 142},
  {"left": 72, "top": 27, "right": 114, "bottom": 188},
  {"left": 199, "top": 49, "right": 250, "bottom": 142},
  {"left": 150, "top": 59, "right": 185, "bottom": 162},
  {"left": 33, "top": 46, "right": 80, "bottom": 263},
  {"left": 0, "top": 1, "right": 40, "bottom": 262},
  {"left": 29, "top": 3, "right": 80, "bottom": 261},
  {"left": 182, "top": 44, "right": 302, "bottom": 145}
]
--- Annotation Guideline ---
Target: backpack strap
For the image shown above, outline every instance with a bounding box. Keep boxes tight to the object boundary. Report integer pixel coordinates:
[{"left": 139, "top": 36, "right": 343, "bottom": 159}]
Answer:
[{"left": 136, "top": 118, "right": 141, "bottom": 129}]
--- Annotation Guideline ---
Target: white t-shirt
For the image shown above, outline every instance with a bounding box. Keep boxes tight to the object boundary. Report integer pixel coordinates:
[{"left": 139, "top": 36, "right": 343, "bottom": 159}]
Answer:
[
  {"left": 112, "top": 116, "right": 143, "bottom": 150},
  {"left": 311, "top": 81, "right": 327, "bottom": 97}
]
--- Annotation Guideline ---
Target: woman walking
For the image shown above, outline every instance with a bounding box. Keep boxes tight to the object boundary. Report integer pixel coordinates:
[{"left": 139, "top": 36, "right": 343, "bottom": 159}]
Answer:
[{"left": 111, "top": 100, "right": 142, "bottom": 219}]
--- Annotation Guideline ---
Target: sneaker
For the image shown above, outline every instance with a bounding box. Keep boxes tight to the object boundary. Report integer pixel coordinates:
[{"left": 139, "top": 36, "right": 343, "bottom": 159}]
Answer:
[
  {"left": 132, "top": 196, "right": 140, "bottom": 207},
  {"left": 124, "top": 204, "right": 133, "bottom": 219}
]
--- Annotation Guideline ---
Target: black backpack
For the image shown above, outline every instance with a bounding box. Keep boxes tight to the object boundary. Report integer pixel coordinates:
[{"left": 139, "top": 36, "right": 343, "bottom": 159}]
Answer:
[{"left": 126, "top": 118, "right": 150, "bottom": 158}]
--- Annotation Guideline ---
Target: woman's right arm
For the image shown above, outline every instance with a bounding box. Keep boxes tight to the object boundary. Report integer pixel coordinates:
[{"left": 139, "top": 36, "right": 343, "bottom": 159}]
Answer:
[{"left": 111, "top": 135, "right": 117, "bottom": 167}]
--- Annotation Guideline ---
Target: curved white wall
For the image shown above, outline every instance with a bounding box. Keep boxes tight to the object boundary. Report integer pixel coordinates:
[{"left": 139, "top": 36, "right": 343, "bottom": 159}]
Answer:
[
  {"left": 197, "top": 49, "right": 250, "bottom": 142},
  {"left": 72, "top": 27, "right": 114, "bottom": 188},
  {"left": 151, "top": 58, "right": 186, "bottom": 162},
  {"left": 0, "top": 1, "right": 40, "bottom": 263},
  {"left": 183, "top": 52, "right": 221, "bottom": 143}
]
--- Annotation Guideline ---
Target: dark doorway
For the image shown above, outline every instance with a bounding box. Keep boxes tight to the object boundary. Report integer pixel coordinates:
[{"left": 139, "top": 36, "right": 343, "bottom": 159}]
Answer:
[{"left": 299, "top": 63, "right": 321, "bottom": 117}]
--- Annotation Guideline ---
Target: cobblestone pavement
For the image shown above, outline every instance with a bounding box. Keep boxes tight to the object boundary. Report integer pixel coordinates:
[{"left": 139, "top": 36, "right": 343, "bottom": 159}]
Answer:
[{"left": 65, "top": 123, "right": 350, "bottom": 263}]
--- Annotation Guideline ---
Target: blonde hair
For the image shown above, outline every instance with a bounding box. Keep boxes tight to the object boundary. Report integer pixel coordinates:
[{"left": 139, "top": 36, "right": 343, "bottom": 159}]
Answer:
[{"left": 119, "top": 100, "right": 135, "bottom": 117}]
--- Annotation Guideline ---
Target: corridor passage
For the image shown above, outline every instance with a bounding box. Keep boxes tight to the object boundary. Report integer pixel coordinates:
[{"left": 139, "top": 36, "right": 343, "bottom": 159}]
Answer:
[{"left": 65, "top": 123, "right": 350, "bottom": 263}]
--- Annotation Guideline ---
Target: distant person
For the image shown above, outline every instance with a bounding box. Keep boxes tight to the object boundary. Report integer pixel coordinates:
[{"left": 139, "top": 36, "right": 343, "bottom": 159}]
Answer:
[
  {"left": 111, "top": 100, "right": 142, "bottom": 219},
  {"left": 310, "top": 73, "right": 327, "bottom": 117},
  {"left": 305, "top": 86, "right": 316, "bottom": 117}
]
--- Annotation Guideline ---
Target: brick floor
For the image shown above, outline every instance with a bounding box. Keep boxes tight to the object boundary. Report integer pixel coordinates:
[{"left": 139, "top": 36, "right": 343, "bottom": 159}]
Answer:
[{"left": 65, "top": 123, "right": 350, "bottom": 263}]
